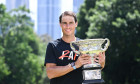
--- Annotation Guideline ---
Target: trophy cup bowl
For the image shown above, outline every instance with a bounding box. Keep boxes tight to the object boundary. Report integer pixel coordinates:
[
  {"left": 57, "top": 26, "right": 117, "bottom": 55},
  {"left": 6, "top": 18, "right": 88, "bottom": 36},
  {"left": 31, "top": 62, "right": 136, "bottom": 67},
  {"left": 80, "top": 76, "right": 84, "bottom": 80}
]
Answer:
[{"left": 70, "top": 38, "right": 110, "bottom": 84}]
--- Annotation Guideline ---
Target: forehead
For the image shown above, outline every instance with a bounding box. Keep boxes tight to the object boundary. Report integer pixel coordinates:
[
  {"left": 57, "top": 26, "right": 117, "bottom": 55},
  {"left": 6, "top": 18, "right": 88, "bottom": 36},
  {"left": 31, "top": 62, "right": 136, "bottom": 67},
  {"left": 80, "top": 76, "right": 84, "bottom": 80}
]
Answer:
[{"left": 61, "top": 15, "right": 75, "bottom": 22}]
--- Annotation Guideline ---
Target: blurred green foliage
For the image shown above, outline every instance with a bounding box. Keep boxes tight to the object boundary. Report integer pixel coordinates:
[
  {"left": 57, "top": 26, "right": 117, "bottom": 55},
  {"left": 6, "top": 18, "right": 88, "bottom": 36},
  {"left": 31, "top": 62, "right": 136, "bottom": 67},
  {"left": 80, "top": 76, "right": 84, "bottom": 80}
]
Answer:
[
  {"left": 76, "top": 0, "right": 140, "bottom": 84},
  {"left": 0, "top": 4, "right": 50, "bottom": 84}
]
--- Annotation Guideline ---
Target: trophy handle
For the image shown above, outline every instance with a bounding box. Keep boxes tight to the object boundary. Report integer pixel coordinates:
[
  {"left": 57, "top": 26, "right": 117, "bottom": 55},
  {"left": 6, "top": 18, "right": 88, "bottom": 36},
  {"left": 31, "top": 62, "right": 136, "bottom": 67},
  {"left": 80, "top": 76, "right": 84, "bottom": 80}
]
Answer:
[
  {"left": 101, "top": 38, "right": 110, "bottom": 52},
  {"left": 70, "top": 42, "right": 81, "bottom": 54}
]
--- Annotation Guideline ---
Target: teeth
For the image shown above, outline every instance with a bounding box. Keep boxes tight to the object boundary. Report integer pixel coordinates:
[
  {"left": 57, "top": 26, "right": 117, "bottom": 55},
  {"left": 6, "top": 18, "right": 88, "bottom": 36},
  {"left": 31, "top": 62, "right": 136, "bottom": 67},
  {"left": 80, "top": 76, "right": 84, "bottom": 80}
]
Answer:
[{"left": 66, "top": 29, "right": 70, "bottom": 32}]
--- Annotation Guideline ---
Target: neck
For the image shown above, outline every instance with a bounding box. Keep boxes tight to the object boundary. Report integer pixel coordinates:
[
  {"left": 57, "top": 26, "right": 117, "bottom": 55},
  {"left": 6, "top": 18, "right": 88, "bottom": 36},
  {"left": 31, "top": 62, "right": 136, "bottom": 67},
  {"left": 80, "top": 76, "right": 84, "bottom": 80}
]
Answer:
[{"left": 62, "top": 35, "right": 76, "bottom": 43}]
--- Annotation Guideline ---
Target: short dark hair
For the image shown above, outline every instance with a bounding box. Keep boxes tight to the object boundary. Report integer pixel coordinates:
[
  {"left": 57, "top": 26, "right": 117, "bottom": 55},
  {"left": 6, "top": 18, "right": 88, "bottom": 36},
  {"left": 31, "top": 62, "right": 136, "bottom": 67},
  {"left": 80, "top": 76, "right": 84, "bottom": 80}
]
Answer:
[{"left": 59, "top": 11, "right": 77, "bottom": 23}]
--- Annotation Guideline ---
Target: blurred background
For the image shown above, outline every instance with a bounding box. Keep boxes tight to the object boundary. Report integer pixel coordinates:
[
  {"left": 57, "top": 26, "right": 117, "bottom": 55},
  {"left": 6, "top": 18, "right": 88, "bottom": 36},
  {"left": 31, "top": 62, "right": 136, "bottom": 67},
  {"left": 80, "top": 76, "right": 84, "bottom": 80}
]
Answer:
[{"left": 0, "top": 0, "right": 140, "bottom": 84}]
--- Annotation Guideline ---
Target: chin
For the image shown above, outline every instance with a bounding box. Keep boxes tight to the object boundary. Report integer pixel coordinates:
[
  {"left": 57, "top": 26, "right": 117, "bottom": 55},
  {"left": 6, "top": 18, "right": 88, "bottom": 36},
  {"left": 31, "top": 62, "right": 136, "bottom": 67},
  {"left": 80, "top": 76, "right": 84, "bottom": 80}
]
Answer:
[{"left": 64, "top": 34, "right": 72, "bottom": 36}]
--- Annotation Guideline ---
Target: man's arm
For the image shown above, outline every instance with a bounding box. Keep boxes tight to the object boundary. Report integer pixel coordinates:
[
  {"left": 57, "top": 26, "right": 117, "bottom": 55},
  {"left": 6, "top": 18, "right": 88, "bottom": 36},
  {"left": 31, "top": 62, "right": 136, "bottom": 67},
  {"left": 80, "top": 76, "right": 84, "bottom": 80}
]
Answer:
[
  {"left": 46, "top": 54, "right": 91, "bottom": 79},
  {"left": 46, "top": 63, "right": 73, "bottom": 79}
]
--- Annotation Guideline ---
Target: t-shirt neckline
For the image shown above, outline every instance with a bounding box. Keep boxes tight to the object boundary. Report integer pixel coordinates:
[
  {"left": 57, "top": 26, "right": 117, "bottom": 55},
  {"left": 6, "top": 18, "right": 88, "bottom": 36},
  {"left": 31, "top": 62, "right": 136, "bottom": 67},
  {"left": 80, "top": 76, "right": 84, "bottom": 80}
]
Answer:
[{"left": 60, "top": 37, "right": 77, "bottom": 45}]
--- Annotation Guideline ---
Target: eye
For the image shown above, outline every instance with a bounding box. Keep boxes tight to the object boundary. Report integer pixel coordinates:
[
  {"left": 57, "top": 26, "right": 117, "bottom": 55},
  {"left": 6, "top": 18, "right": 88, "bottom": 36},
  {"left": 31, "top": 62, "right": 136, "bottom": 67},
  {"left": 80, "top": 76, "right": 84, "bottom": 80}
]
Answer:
[
  {"left": 70, "top": 22, "right": 73, "bottom": 25},
  {"left": 62, "top": 22, "right": 67, "bottom": 25}
]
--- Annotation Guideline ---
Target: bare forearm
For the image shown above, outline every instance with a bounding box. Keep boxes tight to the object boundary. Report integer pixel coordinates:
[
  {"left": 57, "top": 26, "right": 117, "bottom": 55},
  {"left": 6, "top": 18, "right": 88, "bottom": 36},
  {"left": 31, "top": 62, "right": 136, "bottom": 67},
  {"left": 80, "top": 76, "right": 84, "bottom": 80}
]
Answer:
[
  {"left": 46, "top": 64, "right": 73, "bottom": 79},
  {"left": 46, "top": 54, "right": 92, "bottom": 79}
]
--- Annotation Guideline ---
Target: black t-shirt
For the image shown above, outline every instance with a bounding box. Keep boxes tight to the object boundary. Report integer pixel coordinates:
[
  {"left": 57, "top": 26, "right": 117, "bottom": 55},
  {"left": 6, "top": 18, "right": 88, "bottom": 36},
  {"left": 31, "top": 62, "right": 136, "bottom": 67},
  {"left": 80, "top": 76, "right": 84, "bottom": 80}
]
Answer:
[{"left": 44, "top": 38, "right": 83, "bottom": 84}]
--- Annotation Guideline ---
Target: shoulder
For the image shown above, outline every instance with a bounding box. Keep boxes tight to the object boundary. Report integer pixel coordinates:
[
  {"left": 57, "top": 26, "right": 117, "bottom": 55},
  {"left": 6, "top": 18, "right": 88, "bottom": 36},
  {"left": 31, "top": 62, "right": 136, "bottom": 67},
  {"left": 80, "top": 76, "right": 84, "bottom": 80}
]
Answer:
[
  {"left": 48, "top": 38, "right": 62, "bottom": 46},
  {"left": 76, "top": 37, "right": 82, "bottom": 41}
]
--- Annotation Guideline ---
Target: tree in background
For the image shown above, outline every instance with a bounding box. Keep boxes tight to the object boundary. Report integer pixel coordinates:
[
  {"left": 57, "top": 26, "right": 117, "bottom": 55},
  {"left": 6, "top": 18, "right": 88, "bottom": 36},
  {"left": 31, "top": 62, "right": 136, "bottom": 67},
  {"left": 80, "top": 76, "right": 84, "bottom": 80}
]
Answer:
[
  {"left": 76, "top": 0, "right": 140, "bottom": 84},
  {"left": 76, "top": 0, "right": 96, "bottom": 39},
  {"left": 0, "top": 44, "right": 11, "bottom": 82},
  {"left": 0, "top": 4, "right": 49, "bottom": 84},
  {"left": 0, "top": 4, "right": 11, "bottom": 82}
]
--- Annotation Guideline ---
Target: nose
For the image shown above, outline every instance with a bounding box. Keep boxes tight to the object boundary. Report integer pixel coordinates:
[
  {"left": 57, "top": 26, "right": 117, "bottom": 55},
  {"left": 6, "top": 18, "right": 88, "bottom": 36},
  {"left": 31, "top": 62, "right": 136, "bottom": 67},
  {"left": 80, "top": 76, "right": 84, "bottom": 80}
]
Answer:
[{"left": 66, "top": 24, "right": 70, "bottom": 28}]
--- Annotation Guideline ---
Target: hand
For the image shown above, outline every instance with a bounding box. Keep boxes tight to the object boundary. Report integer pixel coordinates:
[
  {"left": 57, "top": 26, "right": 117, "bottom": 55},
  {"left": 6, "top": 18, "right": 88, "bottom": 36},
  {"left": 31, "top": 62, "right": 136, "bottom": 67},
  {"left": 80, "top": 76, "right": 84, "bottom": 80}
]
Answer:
[
  {"left": 75, "top": 54, "right": 91, "bottom": 68},
  {"left": 94, "top": 52, "right": 105, "bottom": 69}
]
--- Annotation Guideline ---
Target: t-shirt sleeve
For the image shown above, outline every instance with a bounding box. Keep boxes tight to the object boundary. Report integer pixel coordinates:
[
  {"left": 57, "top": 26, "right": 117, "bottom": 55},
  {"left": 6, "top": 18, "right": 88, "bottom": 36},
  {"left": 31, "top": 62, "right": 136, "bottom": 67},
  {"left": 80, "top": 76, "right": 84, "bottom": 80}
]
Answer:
[{"left": 44, "top": 42, "right": 56, "bottom": 66}]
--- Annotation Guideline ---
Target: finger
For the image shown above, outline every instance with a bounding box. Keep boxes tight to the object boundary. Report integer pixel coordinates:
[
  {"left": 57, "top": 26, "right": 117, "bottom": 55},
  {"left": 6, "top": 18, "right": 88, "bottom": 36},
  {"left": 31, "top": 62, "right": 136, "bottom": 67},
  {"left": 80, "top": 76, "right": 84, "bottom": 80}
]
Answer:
[
  {"left": 84, "top": 54, "right": 91, "bottom": 57},
  {"left": 102, "top": 52, "right": 105, "bottom": 57},
  {"left": 79, "top": 56, "right": 90, "bottom": 61},
  {"left": 99, "top": 52, "right": 105, "bottom": 59},
  {"left": 81, "top": 54, "right": 88, "bottom": 57},
  {"left": 101, "top": 52, "right": 105, "bottom": 56},
  {"left": 93, "top": 54, "right": 98, "bottom": 58},
  {"left": 82, "top": 56, "right": 91, "bottom": 61},
  {"left": 94, "top": 57, "right": 99, "bottom": 61},
  {"left": 83, "top": 60, "right": 92, "bottom": 65},
  {"left": 88, "top": 60, "right": 92, "bottom": 64},
  {"left": 99, "top": 52, "right": 102, "bottom": 56},
  {"left": 81, "top": 55, "right": 91, "bottom": 59},
  {"left": 94, "top": 59, "right": 99, "bottom": 63},
  {"left": 95, "top": 57, "right": 99, "bottom": 60},
  {"left": 84, "top": 56, "right": 91, "bottom": 59}
]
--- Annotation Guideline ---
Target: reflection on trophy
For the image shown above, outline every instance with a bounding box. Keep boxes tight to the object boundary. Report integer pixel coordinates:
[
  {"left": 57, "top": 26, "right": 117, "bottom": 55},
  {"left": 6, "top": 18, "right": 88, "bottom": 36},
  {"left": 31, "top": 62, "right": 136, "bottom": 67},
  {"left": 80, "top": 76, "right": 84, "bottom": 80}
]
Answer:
[{"left": 70, "top": 38, "right": 110, "bottom": 84}]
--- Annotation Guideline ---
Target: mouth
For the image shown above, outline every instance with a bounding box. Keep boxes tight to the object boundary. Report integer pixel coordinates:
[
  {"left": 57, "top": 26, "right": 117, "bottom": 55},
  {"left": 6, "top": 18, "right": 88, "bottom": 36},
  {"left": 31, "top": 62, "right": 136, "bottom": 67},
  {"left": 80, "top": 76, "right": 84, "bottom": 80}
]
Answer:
[{"left": 65, "top": 29, "right": 71, "bottom": 32}]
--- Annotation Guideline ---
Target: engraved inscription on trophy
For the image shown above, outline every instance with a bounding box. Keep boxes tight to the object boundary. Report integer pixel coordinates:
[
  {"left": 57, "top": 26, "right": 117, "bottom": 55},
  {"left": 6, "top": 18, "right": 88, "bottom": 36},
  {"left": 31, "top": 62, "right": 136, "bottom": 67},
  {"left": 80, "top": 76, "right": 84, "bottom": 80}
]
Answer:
[{"left": 84, "top": 69, "right": 101, "bottom": 80}]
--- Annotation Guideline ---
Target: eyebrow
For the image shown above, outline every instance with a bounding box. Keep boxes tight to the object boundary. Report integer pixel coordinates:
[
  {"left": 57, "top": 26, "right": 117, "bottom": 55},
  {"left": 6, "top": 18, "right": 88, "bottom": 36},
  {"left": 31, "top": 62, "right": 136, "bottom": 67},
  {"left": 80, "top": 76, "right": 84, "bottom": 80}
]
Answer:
[
  {"left": 62, "top": 22, "right": 67, "bottom": 24},
  {"left": 61, "top": 21, "right": 74, "bottom": 23}
]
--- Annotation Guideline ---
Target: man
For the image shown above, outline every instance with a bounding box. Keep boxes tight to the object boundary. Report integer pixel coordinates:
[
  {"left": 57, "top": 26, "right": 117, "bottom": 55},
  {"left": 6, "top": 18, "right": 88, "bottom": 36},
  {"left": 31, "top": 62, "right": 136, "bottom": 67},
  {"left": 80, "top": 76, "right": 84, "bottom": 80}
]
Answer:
[{"left": 44, "top": 11, "right": 105, "bottom": 84}]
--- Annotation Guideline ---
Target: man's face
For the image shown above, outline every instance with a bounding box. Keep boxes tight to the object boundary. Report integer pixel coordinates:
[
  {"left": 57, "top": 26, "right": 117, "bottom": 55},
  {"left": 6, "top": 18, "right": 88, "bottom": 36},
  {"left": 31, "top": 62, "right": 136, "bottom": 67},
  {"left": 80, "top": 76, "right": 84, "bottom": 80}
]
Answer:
[{"left": 60, "top": 15, "right": 78, "bottom": 37}]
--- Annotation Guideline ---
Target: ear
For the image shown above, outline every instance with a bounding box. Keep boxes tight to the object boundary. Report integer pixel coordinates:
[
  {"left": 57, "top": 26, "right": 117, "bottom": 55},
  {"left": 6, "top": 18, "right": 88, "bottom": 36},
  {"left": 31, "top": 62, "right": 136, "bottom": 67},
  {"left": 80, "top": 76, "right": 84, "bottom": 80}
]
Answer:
[{"left": 75, "top": 22, "right": 78, "bottom": 27}]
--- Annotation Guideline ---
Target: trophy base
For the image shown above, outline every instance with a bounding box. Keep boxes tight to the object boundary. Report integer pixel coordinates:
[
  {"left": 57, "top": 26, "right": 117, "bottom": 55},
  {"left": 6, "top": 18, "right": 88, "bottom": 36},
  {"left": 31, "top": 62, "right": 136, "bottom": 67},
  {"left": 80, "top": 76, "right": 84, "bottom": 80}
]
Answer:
[
  {"left": 83, "top": 64, "right": 102, "bottom": 70},
  {"left": 82, "top": 79, "right": 104, "bottom": 84}
]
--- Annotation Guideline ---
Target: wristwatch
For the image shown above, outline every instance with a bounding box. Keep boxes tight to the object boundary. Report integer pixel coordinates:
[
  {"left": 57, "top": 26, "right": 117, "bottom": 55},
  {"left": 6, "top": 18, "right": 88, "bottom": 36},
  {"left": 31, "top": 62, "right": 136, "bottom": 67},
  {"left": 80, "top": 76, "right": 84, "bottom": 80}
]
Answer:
[{"left": 71, "top": 62, "right": 76, "bottom": 70}]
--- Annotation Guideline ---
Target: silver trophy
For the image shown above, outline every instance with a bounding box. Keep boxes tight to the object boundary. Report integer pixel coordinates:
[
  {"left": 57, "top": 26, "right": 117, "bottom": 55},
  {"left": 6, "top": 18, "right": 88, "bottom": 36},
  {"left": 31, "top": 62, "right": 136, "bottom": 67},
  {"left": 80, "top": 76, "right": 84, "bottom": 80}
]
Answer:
[{"left": 70, "top": 38, "right": 110, "bottom": 84}]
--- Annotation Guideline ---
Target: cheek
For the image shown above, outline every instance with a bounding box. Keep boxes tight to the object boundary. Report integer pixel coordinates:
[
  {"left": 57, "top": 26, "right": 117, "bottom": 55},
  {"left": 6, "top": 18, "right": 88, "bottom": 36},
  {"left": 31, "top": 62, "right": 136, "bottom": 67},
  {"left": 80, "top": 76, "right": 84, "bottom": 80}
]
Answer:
[
  {"left": 61, "top": 28, "right": 65, "bottom": 32},
  {"left": 73, "top": 27, "right": 76, "bottom": 31}
]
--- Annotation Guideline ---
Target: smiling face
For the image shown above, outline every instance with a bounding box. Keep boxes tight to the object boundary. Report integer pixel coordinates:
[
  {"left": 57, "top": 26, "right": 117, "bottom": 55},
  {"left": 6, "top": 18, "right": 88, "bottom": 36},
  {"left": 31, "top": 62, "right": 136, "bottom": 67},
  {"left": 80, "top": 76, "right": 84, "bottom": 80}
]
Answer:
[{"left": 60, "top": 15, "right": 78, "bottom": 37}]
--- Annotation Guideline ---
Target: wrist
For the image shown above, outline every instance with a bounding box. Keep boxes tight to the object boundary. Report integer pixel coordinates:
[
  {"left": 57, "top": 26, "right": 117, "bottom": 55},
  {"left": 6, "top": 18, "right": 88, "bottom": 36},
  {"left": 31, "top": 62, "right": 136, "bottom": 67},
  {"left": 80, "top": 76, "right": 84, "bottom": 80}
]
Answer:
[
  {"left": 75, "top": 61, "right": 81, "bottom": 68},
  {"left": 70, "top": 62, "right": 76, "bottom": 70}
]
